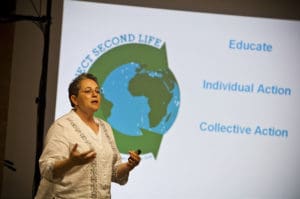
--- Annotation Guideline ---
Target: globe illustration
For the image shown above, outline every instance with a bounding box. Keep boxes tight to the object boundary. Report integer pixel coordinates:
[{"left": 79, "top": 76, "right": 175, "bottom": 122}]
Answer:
[
  {"left": 89, "top": 43, "right": 180, "bottom": 158},
  {"left": 102, "top": 62, "right": 180, "bottom": 136}
]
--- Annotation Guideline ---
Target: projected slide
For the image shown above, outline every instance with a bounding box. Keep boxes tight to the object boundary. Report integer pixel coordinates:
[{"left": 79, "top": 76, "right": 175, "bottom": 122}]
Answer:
[{"left": 55, "top": 0, "right": 300, "bottom": 198}]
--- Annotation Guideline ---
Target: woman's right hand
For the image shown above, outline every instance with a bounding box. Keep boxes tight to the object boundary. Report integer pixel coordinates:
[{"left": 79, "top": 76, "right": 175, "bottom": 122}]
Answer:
[
  {"left": 69, "top": 143, "right": 97, "bottom": 166},
  {"left": 52, "top": 143, "right": 96, "bottom": 179}
]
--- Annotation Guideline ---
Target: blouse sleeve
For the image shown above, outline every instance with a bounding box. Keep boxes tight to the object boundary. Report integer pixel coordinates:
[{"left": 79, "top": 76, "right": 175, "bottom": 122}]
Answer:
[
  {"left": 111, "top": 155, "right": 129, "bottom": 185},
  {"left": 39, "top": 122, "right": 70, "bottom": 183}
]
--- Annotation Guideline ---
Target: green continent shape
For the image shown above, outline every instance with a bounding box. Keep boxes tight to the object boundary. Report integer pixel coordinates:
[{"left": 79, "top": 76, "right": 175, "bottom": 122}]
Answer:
[
  {"left": 89, "top": 43, "right": 168, "bottom": 158},
  {"left": 128, "top": 66, "right": 174, "bottom": 127}
]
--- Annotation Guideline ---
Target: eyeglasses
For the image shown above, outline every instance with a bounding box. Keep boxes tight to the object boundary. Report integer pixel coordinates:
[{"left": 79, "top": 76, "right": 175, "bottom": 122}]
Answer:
[{"left": 80, "top": 88, "right": 103, "bottom": 95}]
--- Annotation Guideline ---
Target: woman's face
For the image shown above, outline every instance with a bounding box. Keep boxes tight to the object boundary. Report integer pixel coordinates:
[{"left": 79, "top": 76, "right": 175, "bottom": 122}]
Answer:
[{"left": 71, "top": 78, "right": 101, "bottom": 114}]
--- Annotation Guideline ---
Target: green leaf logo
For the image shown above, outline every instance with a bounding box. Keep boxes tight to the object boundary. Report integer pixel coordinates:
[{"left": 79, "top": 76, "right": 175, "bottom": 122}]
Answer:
[{"left": 89, "top": 42, "right": 180, "bottom": 159}]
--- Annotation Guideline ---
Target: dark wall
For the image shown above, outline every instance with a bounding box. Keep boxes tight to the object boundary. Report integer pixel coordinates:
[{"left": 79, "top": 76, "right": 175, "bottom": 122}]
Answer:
[
  {"left": 0, "top": 23, "right": 15, "bottom": 199},
  {"left": 94, "top": 0, "right": 300, "bottom": 20},
  {"left": 0, "top": 0, "right": 16, "bottom": 197}
]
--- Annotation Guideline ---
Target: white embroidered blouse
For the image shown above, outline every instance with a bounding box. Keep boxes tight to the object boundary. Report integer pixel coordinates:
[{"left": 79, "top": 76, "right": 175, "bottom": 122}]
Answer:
[{"left": 35, "top": 110, "right": 128, "bottom": 199}]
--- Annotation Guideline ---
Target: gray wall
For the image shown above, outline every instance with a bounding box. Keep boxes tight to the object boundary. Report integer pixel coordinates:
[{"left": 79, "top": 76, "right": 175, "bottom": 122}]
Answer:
[
  {"left": 1, "top": 0, "right": 62, "bottom": 198},
  {"left": 1, "top": 0, "right": 299, "bottom": 198}
]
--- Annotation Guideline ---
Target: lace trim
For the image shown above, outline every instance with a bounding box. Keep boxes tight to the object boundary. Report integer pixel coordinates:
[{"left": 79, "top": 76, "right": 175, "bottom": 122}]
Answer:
[
  {"left": 99, "top": 120, "right": 122, "bottom": 185},
  {"left": 98, "top": 120, "right": 118, "bottom": 164},
  {"left": 67, "top": 118, "right": 119, "bottom": 198},
  {"left": 67, "top": 118, "right": 99, "bottom": 198}
]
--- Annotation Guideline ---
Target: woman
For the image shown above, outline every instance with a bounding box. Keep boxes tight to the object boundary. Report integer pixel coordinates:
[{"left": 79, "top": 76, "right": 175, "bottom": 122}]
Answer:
[{"left": 35, "top": 73, "right": 141, "bottom": 199}]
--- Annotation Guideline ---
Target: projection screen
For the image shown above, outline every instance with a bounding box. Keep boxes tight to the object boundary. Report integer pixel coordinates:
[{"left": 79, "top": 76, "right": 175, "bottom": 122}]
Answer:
[{"left": 54, "top": 0, "right": 300, "bottom": 198}]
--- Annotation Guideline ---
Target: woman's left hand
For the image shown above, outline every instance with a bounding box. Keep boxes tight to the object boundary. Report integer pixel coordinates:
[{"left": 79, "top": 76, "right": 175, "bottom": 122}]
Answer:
[{"left": 127, "top": 151, "right": 141, "bottom": 170}]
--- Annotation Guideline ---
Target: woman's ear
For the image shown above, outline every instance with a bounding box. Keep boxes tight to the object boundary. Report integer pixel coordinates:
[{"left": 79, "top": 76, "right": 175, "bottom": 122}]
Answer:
[{"left": 70, "top": 95, "right": 78, "bottom": 106}]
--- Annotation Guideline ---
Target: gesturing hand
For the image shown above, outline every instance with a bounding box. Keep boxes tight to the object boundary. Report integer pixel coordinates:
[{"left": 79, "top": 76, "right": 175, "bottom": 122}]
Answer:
[
  {"left": 127, "top": 150, "right": 141, "bottom": 170},
  {"left": 69, "top": 143, "right": 96, "bottom": 166}
]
